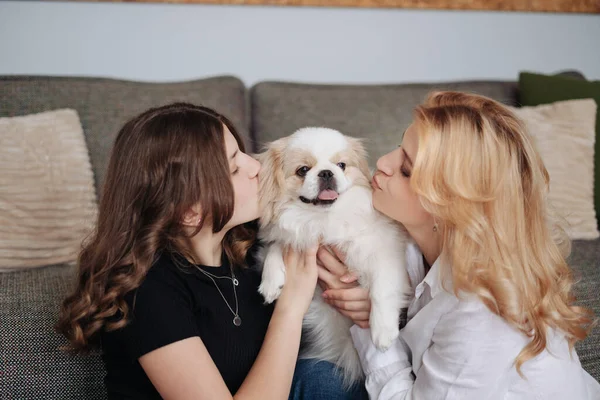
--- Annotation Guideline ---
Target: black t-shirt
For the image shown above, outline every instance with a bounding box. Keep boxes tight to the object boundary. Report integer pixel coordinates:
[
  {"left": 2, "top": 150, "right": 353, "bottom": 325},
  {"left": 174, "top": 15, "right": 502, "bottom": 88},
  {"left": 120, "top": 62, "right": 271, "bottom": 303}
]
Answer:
[{"left": 100, "top": 250, "right": 274, "bottom": 399}]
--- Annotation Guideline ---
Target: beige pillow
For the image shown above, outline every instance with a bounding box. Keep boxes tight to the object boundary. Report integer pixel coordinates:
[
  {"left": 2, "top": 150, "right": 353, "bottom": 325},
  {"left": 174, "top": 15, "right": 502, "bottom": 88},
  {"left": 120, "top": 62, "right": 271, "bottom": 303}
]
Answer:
[
  {"left": 0, "top": 109, "right": 98, "bottom": 270},
  {"left": 508, "top": 99, "right": 599, "bottom": 240}
]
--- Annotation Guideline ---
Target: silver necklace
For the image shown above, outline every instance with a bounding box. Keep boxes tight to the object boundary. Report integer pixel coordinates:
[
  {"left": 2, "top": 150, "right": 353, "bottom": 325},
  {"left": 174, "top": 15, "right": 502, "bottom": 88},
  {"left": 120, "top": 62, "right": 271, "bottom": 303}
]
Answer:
[{"left": 194, "top": 265, "right": 242, "bottom": 327}]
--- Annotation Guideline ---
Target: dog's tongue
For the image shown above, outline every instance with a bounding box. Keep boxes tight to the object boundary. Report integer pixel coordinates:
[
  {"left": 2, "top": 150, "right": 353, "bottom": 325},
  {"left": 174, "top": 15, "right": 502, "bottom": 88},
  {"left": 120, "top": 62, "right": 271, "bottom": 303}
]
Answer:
[{"left": 318, "top": 189, "right": 339, "bottom": 201}]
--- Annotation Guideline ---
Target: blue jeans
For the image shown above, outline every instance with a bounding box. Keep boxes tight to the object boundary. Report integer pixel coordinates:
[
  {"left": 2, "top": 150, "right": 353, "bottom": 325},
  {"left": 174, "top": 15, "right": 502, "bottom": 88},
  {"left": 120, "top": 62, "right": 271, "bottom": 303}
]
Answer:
[{"left": 289, "top": 359, "right": 369, "bottom": 400}]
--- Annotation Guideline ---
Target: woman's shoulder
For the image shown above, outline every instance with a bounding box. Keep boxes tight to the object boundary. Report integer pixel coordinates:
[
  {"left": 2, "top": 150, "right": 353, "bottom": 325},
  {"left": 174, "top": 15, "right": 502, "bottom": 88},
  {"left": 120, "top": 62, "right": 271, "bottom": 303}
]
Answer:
[{"left": 437, "top": 291, "right": 528, "bottom": 346}]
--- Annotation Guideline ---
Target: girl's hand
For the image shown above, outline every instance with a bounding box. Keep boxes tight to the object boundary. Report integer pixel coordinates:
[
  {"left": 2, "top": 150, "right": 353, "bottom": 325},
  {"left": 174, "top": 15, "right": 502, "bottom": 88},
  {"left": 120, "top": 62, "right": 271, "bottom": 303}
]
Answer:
[
  {"left": 317, "top": 246, "right": 371, "bottom": 329},
  {"left": 277, "top": 245, "right": 319, "bottom": 317}
]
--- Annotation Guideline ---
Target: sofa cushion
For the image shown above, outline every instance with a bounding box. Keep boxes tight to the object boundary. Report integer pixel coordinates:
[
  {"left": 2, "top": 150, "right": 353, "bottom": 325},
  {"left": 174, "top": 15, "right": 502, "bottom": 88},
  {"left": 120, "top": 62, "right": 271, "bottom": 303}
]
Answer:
[
  {"left": 0, "top": 264, "right": 106, "bottom": 399},
  {"left": 508, "top": 99, "right": 598, "bottom": 240},
  {"left": 518, "top": 71, "right": 600, "bottom": 228},
  {"left": 0, "top": 109, "right": 98, "bottom": 270},
  {"left": 250, "top": 80, "right": 518, "bottom": 160},
  {"left": 0, "top": 75, "right": 248, "bottom": 197}
]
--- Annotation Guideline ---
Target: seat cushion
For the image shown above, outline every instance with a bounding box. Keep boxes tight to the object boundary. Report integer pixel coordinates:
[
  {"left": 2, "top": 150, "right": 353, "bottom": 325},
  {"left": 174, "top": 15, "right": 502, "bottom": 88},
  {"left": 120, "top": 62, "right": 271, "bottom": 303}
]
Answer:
[
  {"left": 0, "top": 264, "right": 106, "bottom": 399},
  {"left": 569, "top": 239, "right": 600, "bottom": 381},
  {"left": 1, "top": 243, "right": 597, "bottom": 398}
]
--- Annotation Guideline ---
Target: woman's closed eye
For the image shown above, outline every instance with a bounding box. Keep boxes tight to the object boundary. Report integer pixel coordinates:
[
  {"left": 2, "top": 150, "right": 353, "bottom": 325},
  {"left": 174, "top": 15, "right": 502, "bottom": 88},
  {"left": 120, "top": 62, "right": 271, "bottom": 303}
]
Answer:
[
  {"left": 400, "top": 166, "right": 411, "bottom": 178},
  {"left": 232, "top": 167, "right": 240, "bottom": 175}
]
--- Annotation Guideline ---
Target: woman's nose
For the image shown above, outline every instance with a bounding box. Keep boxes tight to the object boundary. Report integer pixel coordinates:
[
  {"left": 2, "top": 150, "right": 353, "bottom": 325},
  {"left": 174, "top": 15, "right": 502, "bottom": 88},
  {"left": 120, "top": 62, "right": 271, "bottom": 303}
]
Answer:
[{"left": 376, "top": 153, "right": 394, "bottom": 176}]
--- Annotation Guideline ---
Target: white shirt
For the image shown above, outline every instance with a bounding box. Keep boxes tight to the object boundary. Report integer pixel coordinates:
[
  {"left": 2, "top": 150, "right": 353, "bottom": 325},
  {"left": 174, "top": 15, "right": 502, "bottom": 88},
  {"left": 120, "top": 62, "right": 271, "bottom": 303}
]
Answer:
[{"left": 350, "top": 242, "right": 600, "bottom": 400}]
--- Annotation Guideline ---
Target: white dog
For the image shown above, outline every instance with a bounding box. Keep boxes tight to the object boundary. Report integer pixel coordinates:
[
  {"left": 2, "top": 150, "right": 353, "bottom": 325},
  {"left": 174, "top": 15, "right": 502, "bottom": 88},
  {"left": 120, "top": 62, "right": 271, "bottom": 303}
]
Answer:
[{"left": 255, "top": 127, "right": 412, "bottom": 386}]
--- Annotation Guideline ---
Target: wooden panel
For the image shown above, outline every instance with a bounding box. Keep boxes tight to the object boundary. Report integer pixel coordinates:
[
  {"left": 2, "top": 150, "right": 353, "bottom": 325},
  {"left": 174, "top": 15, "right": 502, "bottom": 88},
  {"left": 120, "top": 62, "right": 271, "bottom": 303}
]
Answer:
[{"left": 72, "top": 0, "right": 600, "bottom": 14}]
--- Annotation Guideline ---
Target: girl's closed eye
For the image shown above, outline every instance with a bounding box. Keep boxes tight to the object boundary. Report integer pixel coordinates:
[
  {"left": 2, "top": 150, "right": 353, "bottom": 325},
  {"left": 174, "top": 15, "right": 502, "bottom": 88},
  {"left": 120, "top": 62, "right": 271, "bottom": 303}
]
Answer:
[
  {"left": 401, "top": 166, "right": 411, "bottom": 178},
  {"left": 232, "top": 167, "right": 240, "bottom": 175}
]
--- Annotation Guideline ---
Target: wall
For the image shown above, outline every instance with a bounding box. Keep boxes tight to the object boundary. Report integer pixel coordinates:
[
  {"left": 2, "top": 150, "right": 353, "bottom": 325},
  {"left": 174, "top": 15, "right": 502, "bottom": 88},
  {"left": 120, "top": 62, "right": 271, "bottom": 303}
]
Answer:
[{"left": 1, "top": 1, "right": 599, "bottom": 85}]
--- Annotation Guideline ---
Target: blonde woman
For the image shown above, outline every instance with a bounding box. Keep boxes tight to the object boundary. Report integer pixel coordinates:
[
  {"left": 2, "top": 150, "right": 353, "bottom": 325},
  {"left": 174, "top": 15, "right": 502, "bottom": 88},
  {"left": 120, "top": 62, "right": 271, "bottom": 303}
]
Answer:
[{"left": 320, "top": 91, "right": 600, "bottom": 399}]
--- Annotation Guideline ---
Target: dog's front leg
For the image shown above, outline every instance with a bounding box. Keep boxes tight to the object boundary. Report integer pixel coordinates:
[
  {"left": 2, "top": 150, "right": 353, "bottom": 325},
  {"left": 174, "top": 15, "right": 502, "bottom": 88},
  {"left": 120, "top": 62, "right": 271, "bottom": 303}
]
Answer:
[
  {"left": 258, "top": 243, "right": 286, "bottom": 304},
  {"left": 367, "top": 253, "right": 409, "bottom": 350}
]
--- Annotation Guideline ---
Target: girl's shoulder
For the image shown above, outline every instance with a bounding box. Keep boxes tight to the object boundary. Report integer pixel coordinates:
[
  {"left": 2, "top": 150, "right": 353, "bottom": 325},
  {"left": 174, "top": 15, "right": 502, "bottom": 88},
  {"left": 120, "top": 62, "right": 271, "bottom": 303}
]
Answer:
[{"left": 126, "top": 251, "right": 197, "bottom": 310}]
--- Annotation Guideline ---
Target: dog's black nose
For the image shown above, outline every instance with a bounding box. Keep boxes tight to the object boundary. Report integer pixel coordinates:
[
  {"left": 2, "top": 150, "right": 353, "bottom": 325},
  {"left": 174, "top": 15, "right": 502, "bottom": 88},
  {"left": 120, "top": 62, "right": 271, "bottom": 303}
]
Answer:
[{"left": 318, "top": 170, "right": 334, "bottom": 179}]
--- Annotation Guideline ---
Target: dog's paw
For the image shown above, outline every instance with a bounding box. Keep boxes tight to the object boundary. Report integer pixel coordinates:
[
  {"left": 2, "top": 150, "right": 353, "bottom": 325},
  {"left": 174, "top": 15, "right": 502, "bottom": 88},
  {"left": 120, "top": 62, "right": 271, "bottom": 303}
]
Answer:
[
  {"left": 258, "top": 267, "right": 286, "bottom": 304},
  {"left": 370, "top": 315, "right": 400, "bottom": 350}
]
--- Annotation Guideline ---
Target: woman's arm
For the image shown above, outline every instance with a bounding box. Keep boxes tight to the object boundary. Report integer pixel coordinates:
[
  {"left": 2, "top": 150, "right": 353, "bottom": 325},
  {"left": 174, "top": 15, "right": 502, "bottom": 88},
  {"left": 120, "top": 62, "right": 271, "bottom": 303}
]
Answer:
[
  {"left": 350, "top": 300, "right": 524, "bottom": 400},
  {"left": 140, "top": 246, "right": 319, "bottom": 400},
  {"left": 316, "top": 246, "right": 372, "bottom": 328}
]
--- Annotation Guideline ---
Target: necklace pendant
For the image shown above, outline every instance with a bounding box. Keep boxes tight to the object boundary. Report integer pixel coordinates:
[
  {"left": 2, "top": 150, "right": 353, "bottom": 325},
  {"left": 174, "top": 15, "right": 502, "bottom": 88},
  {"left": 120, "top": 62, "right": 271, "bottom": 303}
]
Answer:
[
  {"left": 233, "top": 316, "right": 242, "bottom": 326},
  {"left": 233, "top": 278, "right": 239, "bottom": 286}
]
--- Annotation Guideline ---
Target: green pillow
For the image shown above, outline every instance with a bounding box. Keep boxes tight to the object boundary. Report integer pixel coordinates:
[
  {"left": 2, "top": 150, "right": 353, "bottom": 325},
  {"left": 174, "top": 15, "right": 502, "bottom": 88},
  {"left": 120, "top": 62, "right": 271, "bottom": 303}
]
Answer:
[{"left": 518, "top": 71, "right": 600, "bottom": 228}]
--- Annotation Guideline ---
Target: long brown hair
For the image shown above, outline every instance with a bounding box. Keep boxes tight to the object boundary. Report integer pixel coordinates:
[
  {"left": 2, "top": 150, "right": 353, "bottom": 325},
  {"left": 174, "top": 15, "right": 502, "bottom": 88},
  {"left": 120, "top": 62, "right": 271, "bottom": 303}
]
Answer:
[
  {"left": 56, "top": 103, "right": 256, "bottom": 353},
  {"left": 411, "top": 91, "right": 595, "bottom": 376}
]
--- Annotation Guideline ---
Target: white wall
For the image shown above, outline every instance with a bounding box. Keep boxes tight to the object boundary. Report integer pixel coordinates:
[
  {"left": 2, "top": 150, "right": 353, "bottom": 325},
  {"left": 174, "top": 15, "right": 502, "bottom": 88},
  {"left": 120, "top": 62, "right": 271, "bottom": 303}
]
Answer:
[{"left": 1, "top": 1, "right": 599, "bottom": 86}]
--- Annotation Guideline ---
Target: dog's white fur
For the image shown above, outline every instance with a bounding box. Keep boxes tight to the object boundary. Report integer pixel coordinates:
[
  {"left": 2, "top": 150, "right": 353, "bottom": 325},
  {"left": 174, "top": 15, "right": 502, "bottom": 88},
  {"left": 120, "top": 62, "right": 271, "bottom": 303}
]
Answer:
[{"left": 255, "top": 127, "right": 412, "bottom": 386}]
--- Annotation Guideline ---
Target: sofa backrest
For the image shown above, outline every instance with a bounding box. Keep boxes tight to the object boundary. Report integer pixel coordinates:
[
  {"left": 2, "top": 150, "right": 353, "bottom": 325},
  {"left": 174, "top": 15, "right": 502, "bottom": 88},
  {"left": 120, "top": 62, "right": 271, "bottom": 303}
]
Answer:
[
  {"left": 0, "top": 75, "right": 249, "bottom": 399},
  {"left": 0, "top": 75, "right": 518, "bottom": 399},
  {"left": 250, "top": 80, "right": 518, "bottom": 165},
  {"left": 0, "top": 75, "right": 520, "bottom": 194},
  {"left": 0, "top": 75, "right": 249, "bottom": 197}
]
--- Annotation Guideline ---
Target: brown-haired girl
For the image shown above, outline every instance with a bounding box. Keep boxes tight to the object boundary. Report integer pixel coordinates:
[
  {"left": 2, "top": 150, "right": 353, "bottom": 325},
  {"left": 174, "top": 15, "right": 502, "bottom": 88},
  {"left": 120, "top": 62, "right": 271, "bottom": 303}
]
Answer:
[{"left": 57, "top": 103, "right": 369, "bottom": 399}]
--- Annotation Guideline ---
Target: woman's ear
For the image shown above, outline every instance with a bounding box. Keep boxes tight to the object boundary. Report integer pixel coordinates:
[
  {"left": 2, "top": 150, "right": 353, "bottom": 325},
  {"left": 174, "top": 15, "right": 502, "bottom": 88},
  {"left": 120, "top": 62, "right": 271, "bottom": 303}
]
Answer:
[{"left": 255, "top": 138, "right": 288, "bottom": 227}]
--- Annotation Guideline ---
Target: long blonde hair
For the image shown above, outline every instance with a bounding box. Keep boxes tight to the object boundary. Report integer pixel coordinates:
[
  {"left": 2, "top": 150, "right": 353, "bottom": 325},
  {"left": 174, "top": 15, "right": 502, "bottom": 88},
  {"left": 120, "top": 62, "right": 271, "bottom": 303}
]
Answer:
[{"left": 411, "top": 91, "right": 595, "bottom": 375}]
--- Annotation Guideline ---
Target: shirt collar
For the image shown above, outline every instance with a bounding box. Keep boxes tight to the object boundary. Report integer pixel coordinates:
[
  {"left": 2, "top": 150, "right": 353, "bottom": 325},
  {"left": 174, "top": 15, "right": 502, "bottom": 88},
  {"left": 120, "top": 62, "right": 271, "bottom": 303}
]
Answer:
[
  {"left": 422, "top": 257, "right": 444, "bottom": 298},
  {"left": 413, "top": 252, "right": 447, "bottom": 300},
  {"left": 405, "top": 241, "right": 448, "bottom": 300}
]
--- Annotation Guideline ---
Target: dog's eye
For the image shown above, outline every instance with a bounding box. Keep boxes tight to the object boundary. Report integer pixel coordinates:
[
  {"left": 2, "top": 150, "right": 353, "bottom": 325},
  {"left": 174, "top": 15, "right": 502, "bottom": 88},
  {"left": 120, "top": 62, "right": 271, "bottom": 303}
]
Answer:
[
  {"left": 337, "top": 162, "right": 346, "bottom": 171},
  {"left": 296, "top": 166, "right": 310, "bottom": 177}
]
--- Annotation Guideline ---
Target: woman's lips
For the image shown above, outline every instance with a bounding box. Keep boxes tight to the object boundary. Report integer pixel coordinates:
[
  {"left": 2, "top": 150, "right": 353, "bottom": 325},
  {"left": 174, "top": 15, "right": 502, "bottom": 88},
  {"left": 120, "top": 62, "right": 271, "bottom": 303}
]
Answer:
[{"left": 371, "top": 175, "right": 382, "bottom": 190}]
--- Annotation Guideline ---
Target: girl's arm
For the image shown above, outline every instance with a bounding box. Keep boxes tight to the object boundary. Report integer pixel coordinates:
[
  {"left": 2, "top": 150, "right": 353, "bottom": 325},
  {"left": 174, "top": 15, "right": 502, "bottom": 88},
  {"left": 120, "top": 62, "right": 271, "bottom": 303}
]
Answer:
[{"left": 140, "top": 247, "right": 318, "bottom": 400}]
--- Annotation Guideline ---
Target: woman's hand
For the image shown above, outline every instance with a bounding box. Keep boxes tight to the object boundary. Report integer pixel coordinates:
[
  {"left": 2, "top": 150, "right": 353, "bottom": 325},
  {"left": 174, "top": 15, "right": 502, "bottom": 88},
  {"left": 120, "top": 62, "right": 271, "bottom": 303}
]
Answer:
[
  {"left": 277, "top": 245, "right": 319, "bottom": 318},
  {"left": 317, "top": 246, "right": 371, "bottom": 328}
]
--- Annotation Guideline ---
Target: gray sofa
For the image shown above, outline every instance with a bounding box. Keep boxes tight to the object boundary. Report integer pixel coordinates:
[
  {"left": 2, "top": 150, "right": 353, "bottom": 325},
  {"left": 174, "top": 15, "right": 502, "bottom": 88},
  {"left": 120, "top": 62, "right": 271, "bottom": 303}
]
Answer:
[{"left": 1, "top": 74, "right": 598, "bottom": 399}]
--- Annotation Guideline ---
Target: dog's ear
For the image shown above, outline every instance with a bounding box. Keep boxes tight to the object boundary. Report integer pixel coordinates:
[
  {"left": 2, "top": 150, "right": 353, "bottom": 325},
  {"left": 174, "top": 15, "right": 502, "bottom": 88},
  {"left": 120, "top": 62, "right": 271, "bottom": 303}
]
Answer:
[
  {"left": 348, "top": 137, "right": 372, "bottom": 183},
  {"left": 255, "top": 138, "right": 288, "bottom": 227}
]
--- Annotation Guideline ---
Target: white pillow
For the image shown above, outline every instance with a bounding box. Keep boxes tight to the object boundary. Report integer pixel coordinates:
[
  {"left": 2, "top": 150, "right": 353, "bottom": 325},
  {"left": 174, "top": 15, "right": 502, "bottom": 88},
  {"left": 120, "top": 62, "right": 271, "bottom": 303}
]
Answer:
[
  {"left": 508, "top": 99, "right": 598, "bottom": 240},
  {"left": 0, "top": 109, "right": 98, "bottom": 270}
]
